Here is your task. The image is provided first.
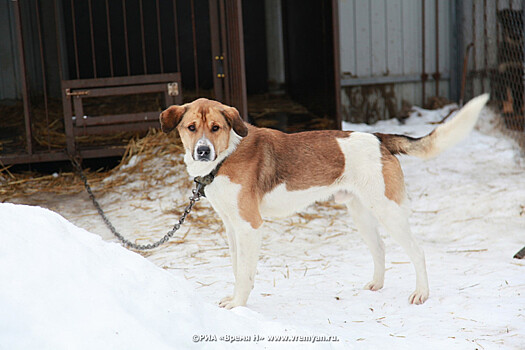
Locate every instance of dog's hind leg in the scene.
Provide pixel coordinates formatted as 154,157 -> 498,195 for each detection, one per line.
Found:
369,199 -> 429,304
346,195 -> 385,291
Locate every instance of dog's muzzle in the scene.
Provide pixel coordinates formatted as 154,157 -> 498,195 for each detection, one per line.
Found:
193,137 -> 216,161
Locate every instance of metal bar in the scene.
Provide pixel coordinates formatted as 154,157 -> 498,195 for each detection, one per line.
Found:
72,96 -> 84,124
496,0 -> 499,54
105,0 -> 114,77
78,148 -> 126,159
61,84 -> 76,154
0,151 -> 70,165
13,0 -> 33,155
460,43 -> 474,106
73,121 -> 159,136
87,0 -> 97,78
35,0 -> 51,151
225,0 -> 247,119
139,0 -> 148,74
0,148 -> 129,165
471,0 -> 476,97
70,83 -> 173,98
172,0 -> 181,72
61,73 -> 181,89
482,0 -> 487,92
434,0 -> 440,95
70,0 -> 80,78
449,0 -> 461,102
156,0 -> 164,73
218,0 -> 231,104
341,73 -> 451,87
191,0 -> 200,95
421,0 -> 427,105
74,111 -> 162,127
55,0 -> 76,155
122,0 -> 131,75
209,0 -> 224,101
54,0 -> 65,81
332,0 -> 342,129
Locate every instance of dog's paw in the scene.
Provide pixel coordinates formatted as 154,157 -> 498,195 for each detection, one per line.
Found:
364,280 -> 384,291
409,288 -> 429,305
218,296 -> 245,310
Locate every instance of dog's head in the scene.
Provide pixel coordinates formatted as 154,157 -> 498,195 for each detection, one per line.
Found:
159,98 -> 248,162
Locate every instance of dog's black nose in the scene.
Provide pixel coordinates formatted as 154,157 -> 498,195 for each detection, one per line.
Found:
196,145 -> 211,158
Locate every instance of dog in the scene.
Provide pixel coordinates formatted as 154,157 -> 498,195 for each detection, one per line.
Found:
159,94 -> 489,309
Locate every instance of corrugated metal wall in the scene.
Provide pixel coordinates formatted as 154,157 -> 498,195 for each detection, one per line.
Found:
339,0 -> 454,123
0,0 -> 21,100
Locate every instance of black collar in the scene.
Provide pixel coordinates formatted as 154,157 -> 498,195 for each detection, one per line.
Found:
193,158 -> 226,197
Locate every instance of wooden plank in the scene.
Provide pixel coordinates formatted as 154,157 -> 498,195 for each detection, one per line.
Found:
73,121 -> 159,136
74,111 -> 161,127
73,83 -> 169,98
61,73 -> 181,89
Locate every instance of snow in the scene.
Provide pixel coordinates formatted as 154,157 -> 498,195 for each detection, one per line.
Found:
3,103 -> 525,349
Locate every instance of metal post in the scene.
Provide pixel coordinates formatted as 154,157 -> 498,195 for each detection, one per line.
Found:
421,0 -> 427,105
13,0 -> 33,155
449,0 -> 461,103
434,0 -> 440,95
332,0 -> 342,129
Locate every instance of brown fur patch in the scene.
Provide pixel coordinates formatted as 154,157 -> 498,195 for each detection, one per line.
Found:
380,145 -> 405,204
238,189 -> 263,229
219,126 -> 349,223
219,127 -> 349,226
159,105 -> 187,133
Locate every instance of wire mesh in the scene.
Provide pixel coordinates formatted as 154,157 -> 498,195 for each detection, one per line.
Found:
462,0 -> 525,150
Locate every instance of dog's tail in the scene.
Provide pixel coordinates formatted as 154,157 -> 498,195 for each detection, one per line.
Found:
376,93 -> 490,159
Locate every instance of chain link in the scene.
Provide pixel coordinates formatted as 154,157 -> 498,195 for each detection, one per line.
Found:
70,155 -> 203,251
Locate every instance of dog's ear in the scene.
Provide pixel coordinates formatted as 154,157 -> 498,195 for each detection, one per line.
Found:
160,105 -> 186,133
221,106 -> 248,137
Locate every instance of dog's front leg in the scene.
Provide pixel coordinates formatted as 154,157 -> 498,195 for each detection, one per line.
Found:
221,217 -> 238,279
219,221 -> 262,310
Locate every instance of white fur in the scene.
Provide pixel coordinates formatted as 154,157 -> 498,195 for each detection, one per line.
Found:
185,129 -> 243,177
419,93 -> 489,159
260,183 -> 339,218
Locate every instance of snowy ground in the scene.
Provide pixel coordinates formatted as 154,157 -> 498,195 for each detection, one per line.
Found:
3,103 -> 525,349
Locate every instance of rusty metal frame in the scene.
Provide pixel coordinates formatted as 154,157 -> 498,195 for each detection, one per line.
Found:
208,0 -> 247,120
61,73 -> 182,154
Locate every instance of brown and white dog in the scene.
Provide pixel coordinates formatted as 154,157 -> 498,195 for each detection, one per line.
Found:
159,94 -> 489,309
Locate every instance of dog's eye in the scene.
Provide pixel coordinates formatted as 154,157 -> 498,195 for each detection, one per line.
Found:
188,125 -> 196,132
211,125 -> 220,132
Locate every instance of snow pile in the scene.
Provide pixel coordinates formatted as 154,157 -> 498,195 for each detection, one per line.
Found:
0,204 -> 339,350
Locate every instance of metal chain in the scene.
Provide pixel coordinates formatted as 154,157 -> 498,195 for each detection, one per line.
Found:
69,155 -> 203,251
